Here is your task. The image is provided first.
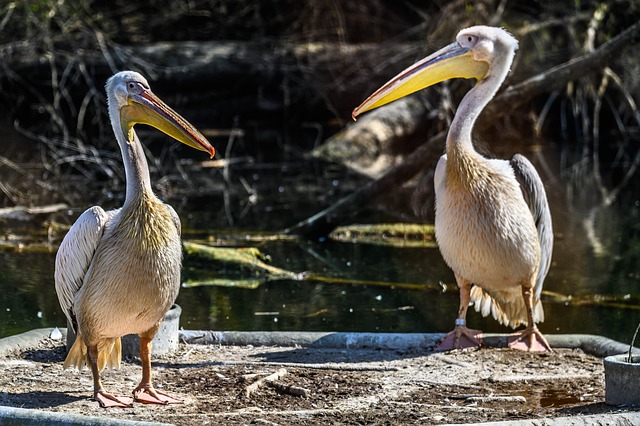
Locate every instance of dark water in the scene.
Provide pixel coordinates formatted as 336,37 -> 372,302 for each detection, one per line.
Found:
1,150 -> 640,345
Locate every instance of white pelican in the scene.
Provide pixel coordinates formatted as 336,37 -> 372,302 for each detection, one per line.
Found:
352,26 -> 553,352
55,71 -> 215,407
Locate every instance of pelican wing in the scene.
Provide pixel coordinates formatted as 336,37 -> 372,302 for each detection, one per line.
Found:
54,206 -> 115,332
510,154 -> 553,300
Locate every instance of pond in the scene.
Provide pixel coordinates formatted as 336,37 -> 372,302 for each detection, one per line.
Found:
1,143 -> 639,346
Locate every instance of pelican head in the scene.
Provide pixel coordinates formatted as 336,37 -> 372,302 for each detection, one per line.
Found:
352,26 -> 518,119
106,71 -> 215,158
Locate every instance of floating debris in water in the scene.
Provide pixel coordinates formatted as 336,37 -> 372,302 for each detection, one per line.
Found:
329,223 -> 437,248
305,308 -> 330,318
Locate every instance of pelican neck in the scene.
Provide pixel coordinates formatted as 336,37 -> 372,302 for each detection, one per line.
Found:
112,125 -> 155,206
446,50 -> 514,160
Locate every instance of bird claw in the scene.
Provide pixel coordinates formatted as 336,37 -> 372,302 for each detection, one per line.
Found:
134,386 -> 183,405
508,326 -> 552,352
436,326 -> 483,351
95,391 -> 134,408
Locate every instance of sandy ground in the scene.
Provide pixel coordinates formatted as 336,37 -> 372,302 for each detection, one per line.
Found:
0,337 -> 636,425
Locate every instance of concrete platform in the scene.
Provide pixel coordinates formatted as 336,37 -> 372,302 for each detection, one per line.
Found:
0,329 -> 638,425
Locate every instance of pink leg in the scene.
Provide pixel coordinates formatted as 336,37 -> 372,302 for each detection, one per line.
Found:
87,343 -> 133,408
436,279 -> 483,351
508,286 -> 552,352
133,326 -> 183,405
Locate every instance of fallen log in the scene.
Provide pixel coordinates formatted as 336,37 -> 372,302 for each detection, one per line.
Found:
0,203 -> 68,221
1,39 -> 421,114
310,96 -> 432,178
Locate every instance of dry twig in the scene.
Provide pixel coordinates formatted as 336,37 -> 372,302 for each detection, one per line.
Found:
243,368 -> 311,398
244,368 -> 287,398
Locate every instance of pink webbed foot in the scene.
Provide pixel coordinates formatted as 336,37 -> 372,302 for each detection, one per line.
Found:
95,390 -> 134,408
436,325 -> 483,351
134,385 -> 183,405
508,325 -> 552,352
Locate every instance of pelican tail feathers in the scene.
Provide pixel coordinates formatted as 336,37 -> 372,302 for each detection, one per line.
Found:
470,285 -> 544,329
63,335 -> 122,372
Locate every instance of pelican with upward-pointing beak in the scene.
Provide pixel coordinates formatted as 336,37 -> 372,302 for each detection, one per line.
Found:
55,71 -> 215,407
352,26 -> 553,352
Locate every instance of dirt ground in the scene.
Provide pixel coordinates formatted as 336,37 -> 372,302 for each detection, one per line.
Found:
0,338 -> 634,425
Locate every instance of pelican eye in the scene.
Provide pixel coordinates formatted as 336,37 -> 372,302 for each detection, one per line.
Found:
126,81 -> 149,94
458,34 -> 478,48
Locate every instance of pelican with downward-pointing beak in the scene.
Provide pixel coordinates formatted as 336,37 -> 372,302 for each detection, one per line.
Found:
55,71 -> 215,407
352,26 -> 553,352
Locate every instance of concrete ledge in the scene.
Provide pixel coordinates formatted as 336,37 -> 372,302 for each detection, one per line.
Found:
485,333 -> 640,358
0,328 -> 55,358
448,412 -> 640,425
2,329 -> 638,359
178,330 -> 640,357
0,406 -> 172,426
179,330 -> 445,350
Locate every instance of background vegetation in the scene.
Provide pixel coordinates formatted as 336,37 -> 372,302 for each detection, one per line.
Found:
0,0 -> 638,228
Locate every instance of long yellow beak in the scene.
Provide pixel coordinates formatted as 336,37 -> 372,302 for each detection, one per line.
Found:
352,42 -> 489,120
120,89 -> 215,158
